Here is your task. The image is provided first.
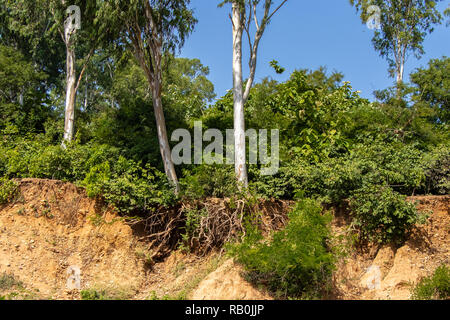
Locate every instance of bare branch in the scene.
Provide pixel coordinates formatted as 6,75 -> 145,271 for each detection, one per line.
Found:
267,0 -> 288,22
74,48 -> 95,93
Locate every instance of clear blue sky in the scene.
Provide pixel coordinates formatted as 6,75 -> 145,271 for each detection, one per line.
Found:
180,0 -> 450,101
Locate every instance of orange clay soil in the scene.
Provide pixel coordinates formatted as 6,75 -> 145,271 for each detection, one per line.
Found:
0,178 -> 448,300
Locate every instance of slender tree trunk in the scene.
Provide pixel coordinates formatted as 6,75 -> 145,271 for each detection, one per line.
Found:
143,43 -> 180,193
84,73 -> 88,111
18,87 -> 24,106
394,36 -> 404,98
396,56 -> 404,85
63,43 -> 77,143
151,82 -> 180,193
232,3 -> 248,188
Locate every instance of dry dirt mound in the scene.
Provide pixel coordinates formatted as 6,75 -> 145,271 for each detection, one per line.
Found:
0,178 -> 148,299
334,195 -> 449,300
191,259 -> 271,300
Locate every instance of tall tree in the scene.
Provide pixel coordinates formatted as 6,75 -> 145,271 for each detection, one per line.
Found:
3,1 -> 114,144
54,1 -> 113,144
410,56 -> 449,123
220,0 -> 288,187
99,0 -> 197,193
350,0 -> 443,89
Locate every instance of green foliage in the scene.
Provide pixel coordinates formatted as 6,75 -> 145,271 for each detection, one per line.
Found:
0,45 -> 49,133
179,164 -> 239,199
0,177 -> 18,205
0,133 -> 176,213
269,60 -> 285,74
80,289 -> 108,300
350,185 -> 427,244
229,199 -> 335,299
179,207 -> 207,251
410,56 -> 449,123
83,156 -> 176,214
412,264 -> 450,300
422,144 -> 450,195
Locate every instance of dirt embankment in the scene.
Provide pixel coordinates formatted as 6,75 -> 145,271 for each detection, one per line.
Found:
334,195 -> 449,300
0,179 -> 448,300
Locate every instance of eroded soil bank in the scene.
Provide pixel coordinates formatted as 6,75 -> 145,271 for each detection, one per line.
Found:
0,179 -> 448,300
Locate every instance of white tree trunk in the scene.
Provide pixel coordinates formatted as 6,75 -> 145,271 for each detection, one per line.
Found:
232,3 -> 248,188
151,80 -> 180,193
396,64 -> 404,85
63,43 -> 77,143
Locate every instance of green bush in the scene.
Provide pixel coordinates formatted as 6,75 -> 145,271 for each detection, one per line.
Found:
412,264 -> 450,300
422,145 -> 450,195
0,177 -> 18,204
82,156 -> 176,214
179,164 -> 238,199
229,198 -> 334,299
350,185 -> 427,244
0,133 -> 175,214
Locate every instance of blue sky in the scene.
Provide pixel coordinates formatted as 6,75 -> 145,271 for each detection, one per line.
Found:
180,0 -> 450,101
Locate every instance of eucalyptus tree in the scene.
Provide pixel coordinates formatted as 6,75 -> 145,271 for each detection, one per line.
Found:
219,0 -> 288,188
350,0 -> 443,88
2,1 -> 115,144
98,0 -> 197,193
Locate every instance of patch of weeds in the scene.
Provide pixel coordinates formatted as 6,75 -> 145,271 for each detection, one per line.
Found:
30,204 -> 39,218
40,200 -> 53,219
45,238 -> 57,246
412,264 -> 450,300
173,261 -> 186,277
0,273 -> 23,290
80,289 -> 108,300
80,286 -> 134,300
88,213 -> 105,227
15,207 -> 25,216
149,290 -> 185,300
135,247 -> 154,267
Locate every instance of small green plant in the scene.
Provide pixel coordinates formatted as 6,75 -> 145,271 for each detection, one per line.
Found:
88,213 -> 106,227
179,207 -> 207,252
135,248 -> 154,266
228,198 -> 335,299
0,177 -> 18,204
412,264 -> 450,300
0,273 -> 23,290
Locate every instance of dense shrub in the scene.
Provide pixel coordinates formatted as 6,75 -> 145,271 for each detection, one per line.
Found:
422,145 -> 450,195
229,199 -> 334,299
350,185 -> 427,244
0,133 -> 175,213
412,264 -> 450,300
82,156 -> 175,213
179,164 -> 239,199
